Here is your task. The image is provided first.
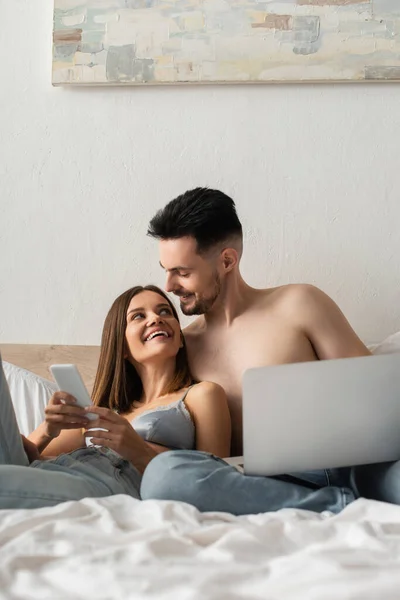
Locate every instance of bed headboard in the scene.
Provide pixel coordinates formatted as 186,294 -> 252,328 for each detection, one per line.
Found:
0,344 -> 100,392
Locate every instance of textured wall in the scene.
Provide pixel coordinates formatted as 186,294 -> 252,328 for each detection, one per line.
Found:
1,0 -> 400,345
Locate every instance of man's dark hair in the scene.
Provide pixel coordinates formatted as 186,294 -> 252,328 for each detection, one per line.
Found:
147,187 -> 243,254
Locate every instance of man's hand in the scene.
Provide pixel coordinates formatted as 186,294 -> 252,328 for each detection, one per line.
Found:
21,435 -> 41,463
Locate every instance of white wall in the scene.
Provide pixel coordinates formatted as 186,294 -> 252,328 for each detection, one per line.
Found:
1,0 -> 400,346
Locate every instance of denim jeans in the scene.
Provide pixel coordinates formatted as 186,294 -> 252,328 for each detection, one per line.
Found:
0,355 -> 141,509
141,450 -> 400,515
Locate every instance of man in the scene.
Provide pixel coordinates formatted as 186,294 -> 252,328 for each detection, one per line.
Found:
147,187 -> 370,455
140,188 -> 400,514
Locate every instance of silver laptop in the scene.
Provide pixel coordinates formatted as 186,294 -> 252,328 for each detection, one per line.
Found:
242,354 -> 400,476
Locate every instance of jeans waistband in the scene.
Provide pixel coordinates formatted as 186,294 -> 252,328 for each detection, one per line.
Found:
51,446 -> 126,469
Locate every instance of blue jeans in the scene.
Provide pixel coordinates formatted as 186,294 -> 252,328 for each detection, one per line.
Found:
141,450 -> 400,515
0,355 -> 141,509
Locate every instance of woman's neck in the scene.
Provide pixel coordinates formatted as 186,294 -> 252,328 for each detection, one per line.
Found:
134,359 -> 177,404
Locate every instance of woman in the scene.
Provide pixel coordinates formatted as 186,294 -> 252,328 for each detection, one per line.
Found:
0,285 -> 231,509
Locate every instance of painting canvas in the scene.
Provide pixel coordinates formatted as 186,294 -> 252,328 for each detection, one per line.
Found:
52,1 -> 400,85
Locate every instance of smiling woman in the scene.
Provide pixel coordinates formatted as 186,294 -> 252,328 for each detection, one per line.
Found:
0,284 -> 231,509
92,285 -> 193,415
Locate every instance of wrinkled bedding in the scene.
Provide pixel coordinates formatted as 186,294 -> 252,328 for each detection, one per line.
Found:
1,496 -> 400,599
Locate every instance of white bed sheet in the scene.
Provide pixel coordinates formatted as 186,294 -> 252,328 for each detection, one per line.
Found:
1,496 -> 400,599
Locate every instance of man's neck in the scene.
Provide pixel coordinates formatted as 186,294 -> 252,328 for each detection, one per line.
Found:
204,273 -> 259,327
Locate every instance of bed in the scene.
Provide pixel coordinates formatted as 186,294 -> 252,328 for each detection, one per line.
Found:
1,337 -> 400,599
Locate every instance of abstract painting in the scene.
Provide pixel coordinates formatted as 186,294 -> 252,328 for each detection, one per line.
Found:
52,1 -> 400,85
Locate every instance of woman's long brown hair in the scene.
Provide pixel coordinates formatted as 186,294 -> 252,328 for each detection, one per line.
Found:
92,285 -> 193,414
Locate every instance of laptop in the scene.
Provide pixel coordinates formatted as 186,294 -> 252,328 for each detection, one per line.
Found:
239,353 -> 400,477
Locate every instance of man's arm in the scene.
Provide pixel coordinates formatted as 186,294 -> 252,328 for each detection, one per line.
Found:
289,284 -> 371,360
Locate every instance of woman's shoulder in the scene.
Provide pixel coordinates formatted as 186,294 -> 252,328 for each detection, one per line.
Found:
185,381 -> 227,404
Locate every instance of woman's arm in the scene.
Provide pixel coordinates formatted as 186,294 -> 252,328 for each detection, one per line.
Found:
146,442 -> 171,455
30,426 -> 86,456
185,382 -> 231,458
82,407 -> 158,473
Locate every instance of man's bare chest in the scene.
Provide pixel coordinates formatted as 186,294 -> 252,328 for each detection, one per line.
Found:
187,324 -> 314,392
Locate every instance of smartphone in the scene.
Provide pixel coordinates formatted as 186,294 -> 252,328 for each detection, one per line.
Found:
50,364 -> 97,421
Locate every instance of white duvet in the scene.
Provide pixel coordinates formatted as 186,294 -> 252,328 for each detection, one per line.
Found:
1,496 -> 400,600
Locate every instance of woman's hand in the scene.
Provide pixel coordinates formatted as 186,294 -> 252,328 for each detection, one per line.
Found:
83,406 -> 155,473
43,392 -> 90,439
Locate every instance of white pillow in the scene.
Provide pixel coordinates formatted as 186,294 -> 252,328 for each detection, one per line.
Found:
3,361 -> 57,436
369,331 -> 400,355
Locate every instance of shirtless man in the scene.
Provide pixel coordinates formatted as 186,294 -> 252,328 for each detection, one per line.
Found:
140,187 -> 400,514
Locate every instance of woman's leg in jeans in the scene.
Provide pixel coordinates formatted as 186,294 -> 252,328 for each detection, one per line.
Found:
0,448 -> 142,510
0,355 -> 29,466
141,451 -> 355,515
0,463 -> 119,509
0,355 -> 141,509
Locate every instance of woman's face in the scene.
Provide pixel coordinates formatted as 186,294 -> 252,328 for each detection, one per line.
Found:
125,290 -> 182,365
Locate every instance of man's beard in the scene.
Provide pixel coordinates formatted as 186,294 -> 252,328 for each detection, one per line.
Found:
179,273 -> 221,316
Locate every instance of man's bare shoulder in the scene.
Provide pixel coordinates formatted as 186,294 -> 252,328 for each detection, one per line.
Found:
264,284 -> 370,358
246,284 -> 339,334
255,283 -> 324,313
